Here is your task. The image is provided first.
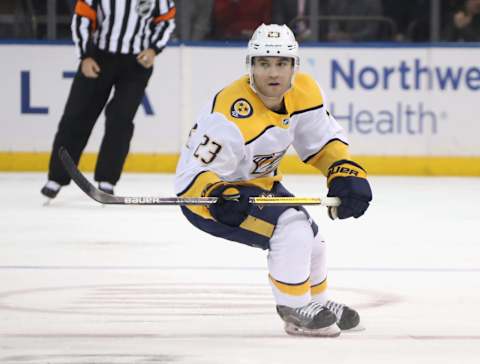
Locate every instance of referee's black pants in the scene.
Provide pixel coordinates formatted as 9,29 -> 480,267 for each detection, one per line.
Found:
47,49 -> 153,185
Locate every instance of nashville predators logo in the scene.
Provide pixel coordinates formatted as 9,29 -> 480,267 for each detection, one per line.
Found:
251,150 -> 287,176
231,99 -> 253,118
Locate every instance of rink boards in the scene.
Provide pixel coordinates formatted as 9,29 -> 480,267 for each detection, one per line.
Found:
0,42 -> 479,175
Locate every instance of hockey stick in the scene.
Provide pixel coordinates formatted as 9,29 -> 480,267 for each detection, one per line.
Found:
59,147 -> 340,207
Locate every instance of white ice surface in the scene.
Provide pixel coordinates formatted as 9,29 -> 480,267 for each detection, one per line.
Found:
0,173 -> 479,364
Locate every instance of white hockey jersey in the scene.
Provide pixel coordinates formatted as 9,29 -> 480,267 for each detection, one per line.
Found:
174,72 -> 350,220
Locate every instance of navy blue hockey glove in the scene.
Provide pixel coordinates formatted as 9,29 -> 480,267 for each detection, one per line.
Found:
208,185 -> 252,227
327,160 -> 372,220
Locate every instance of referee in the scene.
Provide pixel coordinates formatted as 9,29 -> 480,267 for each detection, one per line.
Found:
41,0 -> 176,198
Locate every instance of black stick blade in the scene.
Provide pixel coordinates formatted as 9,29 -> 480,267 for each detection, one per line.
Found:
58,147 -> 120,204
58,147 -> 217,206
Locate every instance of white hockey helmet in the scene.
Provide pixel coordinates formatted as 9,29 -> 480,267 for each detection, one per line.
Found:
246,24 -> 300,92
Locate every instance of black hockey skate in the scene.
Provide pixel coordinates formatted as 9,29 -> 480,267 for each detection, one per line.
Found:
276,302 -> 340,337
98,182 -> 114,195
325,300 -> 362,331
41,181 -> 61,199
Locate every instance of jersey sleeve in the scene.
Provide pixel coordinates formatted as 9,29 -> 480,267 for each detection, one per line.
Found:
71,0 -> 98,59
149,0 -> 176,54
188,112 -> 246,179
292,104 -> 350,176
175,111 -> 246,221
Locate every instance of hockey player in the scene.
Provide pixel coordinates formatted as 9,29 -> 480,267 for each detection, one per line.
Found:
174,24 -> 372,337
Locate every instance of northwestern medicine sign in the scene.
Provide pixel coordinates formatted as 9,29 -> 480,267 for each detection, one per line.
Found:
299,48 -> 480,155
0,44 -> 479,157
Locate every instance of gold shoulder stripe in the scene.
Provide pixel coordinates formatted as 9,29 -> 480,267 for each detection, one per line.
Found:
286,72 -> 324,113
290,104 -> 324,117
245,125 -> 275,145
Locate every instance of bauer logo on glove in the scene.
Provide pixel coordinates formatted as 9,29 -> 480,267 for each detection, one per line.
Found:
327,162 -> 367,181
326,160 -> 372,220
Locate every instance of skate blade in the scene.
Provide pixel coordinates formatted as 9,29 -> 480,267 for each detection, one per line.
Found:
284,322 -> 341,337
341,324 -> 365,332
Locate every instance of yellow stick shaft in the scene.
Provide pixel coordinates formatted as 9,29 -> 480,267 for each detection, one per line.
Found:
249,196 -> 341,207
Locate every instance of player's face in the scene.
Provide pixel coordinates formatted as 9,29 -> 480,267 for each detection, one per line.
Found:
252,57 -> 294,98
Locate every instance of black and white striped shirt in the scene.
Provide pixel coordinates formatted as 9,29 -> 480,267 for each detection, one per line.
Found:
72,0 -> 176,59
